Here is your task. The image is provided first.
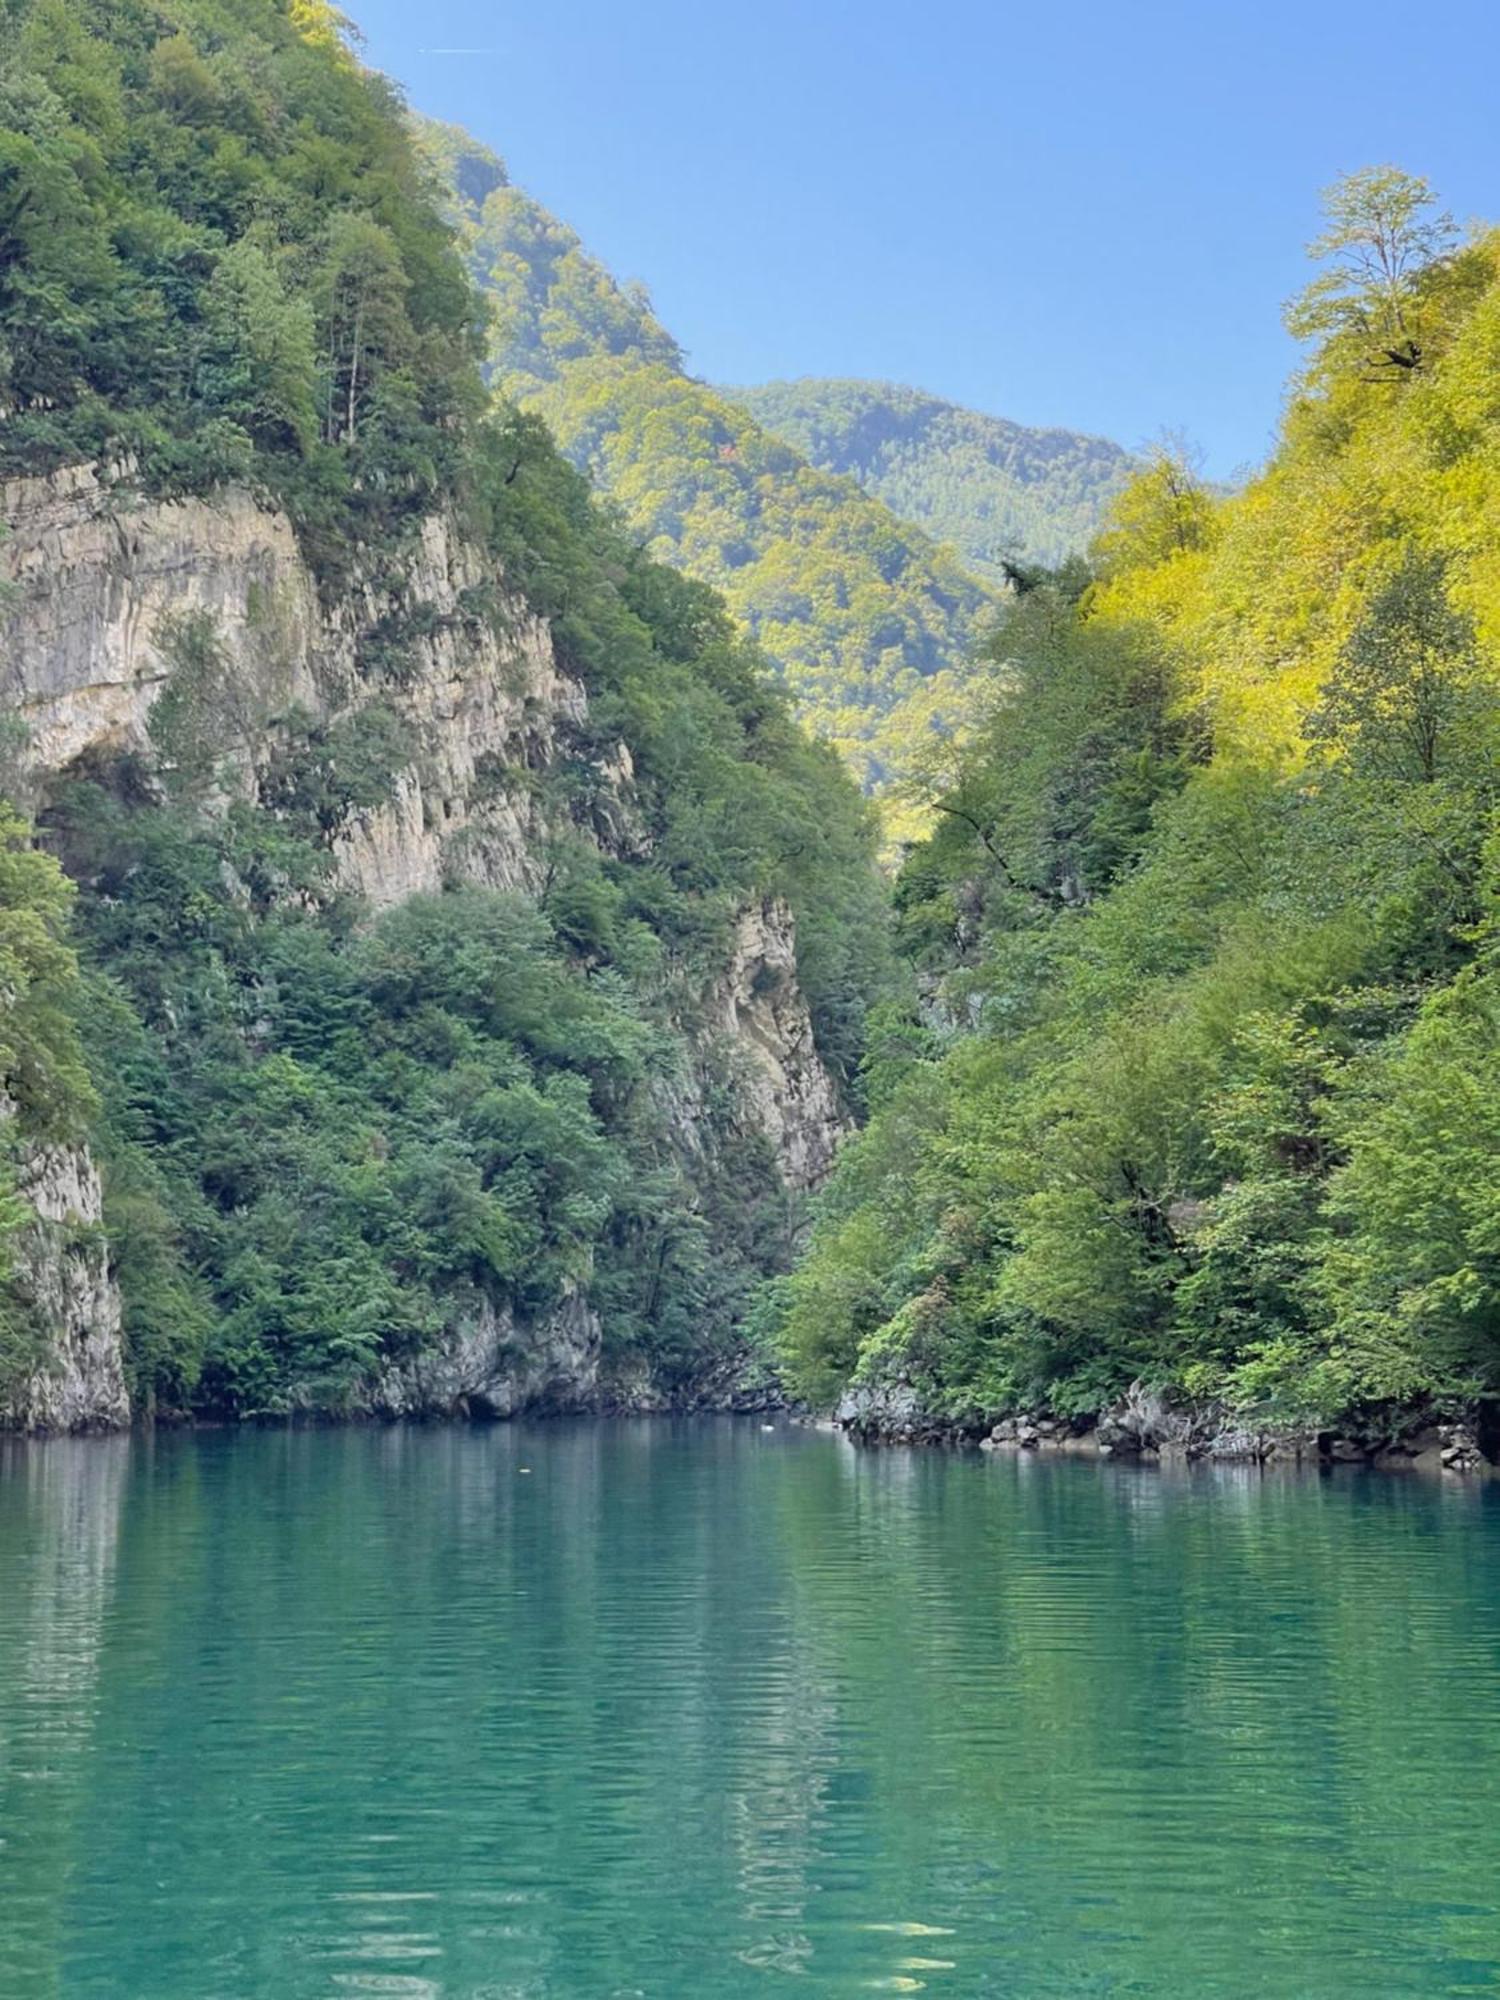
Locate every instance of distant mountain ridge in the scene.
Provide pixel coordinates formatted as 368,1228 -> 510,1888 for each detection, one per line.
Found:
418,122 -> 1129,808
417,121 -> 1003,804
723,378 -> 1134,582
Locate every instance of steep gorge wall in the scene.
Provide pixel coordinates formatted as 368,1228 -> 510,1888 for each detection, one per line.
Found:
0,1118 -> 129,1433
0,465 -> 576,898
0,467 -> 846,1428
703,899 -> 844,1193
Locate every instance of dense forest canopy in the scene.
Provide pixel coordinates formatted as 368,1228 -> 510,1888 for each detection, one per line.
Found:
0,0 -> 890,1417
773,169 -> 1500,1429
723,378 -> 1134,582
420,120 -> 1003,812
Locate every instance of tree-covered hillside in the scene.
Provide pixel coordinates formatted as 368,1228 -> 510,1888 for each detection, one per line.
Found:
420,122 -> 999,803
0,0 -> 889,1422
723,379 -> 1134,582
773,171 -> 1500,1434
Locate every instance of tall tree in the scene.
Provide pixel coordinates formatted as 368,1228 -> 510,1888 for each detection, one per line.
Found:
1308,547 -> 1484,785
313,213 -> 410,446
1284,166 -> 1457,374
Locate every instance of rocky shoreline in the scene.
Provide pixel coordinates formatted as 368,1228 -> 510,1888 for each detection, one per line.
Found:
833,1379 -> 1500,1475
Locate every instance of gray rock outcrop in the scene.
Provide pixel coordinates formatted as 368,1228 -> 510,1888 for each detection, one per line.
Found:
0,467 -> 849,1428
0,1130 -> 129,1433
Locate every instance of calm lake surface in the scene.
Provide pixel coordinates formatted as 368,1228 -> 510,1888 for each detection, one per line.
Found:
3,1421 -> 1500,1998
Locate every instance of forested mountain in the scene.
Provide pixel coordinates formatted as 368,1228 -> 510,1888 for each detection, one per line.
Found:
773,171 -> 1500,1444
5,0 -> 1492,1456
724,379 -> 1134,581
420,122 -> 1000,802
0,0 -> 889,1428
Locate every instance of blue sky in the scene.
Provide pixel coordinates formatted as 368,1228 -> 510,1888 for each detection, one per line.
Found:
348,0 -> 1499,478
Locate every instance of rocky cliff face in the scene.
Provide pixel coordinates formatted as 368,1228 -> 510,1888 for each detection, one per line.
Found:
0,465 -> 581,903
0,467 -> 846,1428
371,1292 -> 604,1421
0,1126 -> 129,1434
706,899 -> 845,1194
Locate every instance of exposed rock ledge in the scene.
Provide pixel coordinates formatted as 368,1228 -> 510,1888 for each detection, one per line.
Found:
0,464 -> 585,906
706,898 -> 847,1193
368,1293 -> 604,1419
0,466 -> 849,1431
0,1132 -> 129,1434
834,1378 -> 1500,1475
355,1289 -> 781,1421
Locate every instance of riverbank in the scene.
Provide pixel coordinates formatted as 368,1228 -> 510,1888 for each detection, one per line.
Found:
11,1383 -> 1494,1480
2,1376 -> 788,1441
832,1379 -> 1500,1474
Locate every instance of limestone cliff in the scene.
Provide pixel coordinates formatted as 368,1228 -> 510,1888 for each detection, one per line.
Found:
371,1292 -> 604,1422
0,467 -> 847,1428
702,899 -> 845,1195
0,465 -> 582,903
0,1117 -> 128,1433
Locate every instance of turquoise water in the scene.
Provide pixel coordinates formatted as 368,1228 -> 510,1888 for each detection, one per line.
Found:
2,1423 -> 1500,1997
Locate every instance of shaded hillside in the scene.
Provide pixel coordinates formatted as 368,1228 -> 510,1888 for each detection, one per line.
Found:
724,377 -> 1134,581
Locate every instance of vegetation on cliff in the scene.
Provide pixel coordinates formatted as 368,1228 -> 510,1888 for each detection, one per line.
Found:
0,0 -> 889,1418
775,170 -> 1500,1428
7,4 -> 1495,1444
0,811 -> 95,1388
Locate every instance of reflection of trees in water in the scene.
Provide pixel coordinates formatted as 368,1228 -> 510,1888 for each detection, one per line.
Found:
0,1438 -> 130,1999
770,1444 -> 1500,1989
6,1423 -> 873,1998
4,1431 -> 1499,1996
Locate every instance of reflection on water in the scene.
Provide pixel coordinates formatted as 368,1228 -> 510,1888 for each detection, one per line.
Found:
1,1422 -> 1499,1996
0,1439 -> 129,2000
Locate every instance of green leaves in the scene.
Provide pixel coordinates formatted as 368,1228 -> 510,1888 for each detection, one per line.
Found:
0,0 -> 900,1422
1320,970 -> 1500,1383
0,0 -> 481,557
783,459 -> 1500,1423
1284,167 -> 1457,371
0,804 -> 93,1138
59,777 -> 682,1413
200,239 -> 317,453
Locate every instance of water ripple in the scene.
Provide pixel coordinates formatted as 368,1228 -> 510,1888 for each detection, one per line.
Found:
2,1425 -> 1499,1996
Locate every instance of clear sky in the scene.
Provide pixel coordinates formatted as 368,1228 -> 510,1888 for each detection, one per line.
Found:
346,0 -> 1498,479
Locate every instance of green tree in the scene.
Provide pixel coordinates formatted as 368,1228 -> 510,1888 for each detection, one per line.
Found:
1284,166 -> 1457,374
1092,437 -> 1213,572
0,805 -> 92,1137
1307,546 -> 1486,784
1320,971 -> 1500,1390
200,240 -> 317,453
314,213 -> 411,446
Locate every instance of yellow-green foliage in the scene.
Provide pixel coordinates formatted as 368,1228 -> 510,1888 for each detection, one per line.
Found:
777,175 -> 1500,1426
1096,224 -> 1500,759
